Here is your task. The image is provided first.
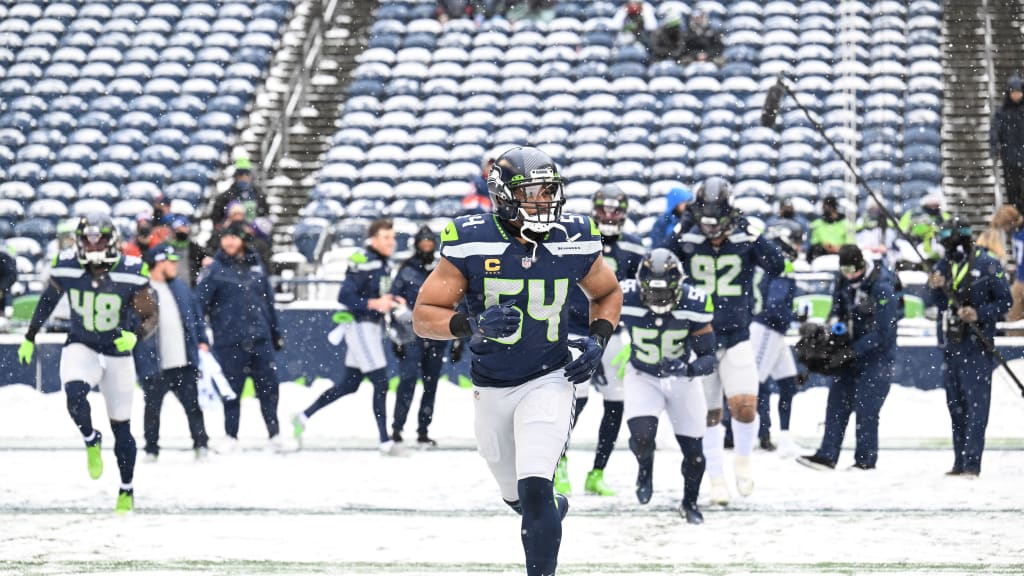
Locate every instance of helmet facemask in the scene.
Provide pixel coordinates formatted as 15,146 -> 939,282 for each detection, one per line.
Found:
77,223 -> 120,267
637,248 -> 685,314
593,196 -> 628,237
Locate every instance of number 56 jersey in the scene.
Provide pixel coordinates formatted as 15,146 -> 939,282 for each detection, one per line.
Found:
440,213 -> 602,388
619,279 -> 714,378
48,254 -> 151,356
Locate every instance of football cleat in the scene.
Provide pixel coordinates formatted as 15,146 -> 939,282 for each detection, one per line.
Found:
554,456 -> 571,495
584,469 -> 616,497
115,489 -> 134,514
679,500 -> 704,525
86,432 -> 103,480
708,476 -> 730,506
796,454 -> 836,471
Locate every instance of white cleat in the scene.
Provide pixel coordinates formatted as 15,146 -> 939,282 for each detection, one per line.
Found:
194,447 -> 210,461
267,435 -> 290,454
213,436 -> 239,454
709,476 -> 730,506
143,452 -> 158,463
735,455 -> 754,496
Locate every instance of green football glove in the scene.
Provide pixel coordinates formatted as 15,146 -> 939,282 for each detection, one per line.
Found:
17,339 -> 34,365
114,330 -> 138,353
611,345 -> 631,381
332,311 -> 354,324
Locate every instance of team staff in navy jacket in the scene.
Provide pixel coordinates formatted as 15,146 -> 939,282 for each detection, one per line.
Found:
135,244 -> 210,459
196,222 -> 283,449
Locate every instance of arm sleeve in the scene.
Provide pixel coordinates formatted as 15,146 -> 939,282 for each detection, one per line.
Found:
25,281 -> 63,341
976,264 -> 1013,325
753,234 -> 786,276
851,279 -> 899,357
925,260 -> 950,311
194,268 -> 215,315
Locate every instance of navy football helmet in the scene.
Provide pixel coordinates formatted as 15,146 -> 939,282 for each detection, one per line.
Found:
76,212 -> 121,266
637,248 -> 685,314
694,177 -> 734,239
592,183 -> 628,237
766,219 -> 805,260
487,146 -> 565,235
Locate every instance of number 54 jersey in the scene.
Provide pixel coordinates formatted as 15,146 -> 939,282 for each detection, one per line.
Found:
48,254 -> 151,356
440,213 -> 602,388
619,279 -> 714,377
670,223 -> 784,348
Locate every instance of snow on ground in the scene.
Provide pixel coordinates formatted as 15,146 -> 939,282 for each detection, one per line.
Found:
1,377 -> 1022,575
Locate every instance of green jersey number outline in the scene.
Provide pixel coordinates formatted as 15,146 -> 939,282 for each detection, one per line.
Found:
630,327 -> 690,364
68,289 -> 122,332
689,254 -> 743,297
483,277 -> 569,344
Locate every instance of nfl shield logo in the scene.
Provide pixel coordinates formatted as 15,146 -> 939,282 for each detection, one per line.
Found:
521,257 -> 533,269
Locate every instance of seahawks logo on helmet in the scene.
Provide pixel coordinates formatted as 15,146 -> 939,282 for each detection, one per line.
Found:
487,147 -> 566,236
76,212 -> 121,267
637,248 -> 685,314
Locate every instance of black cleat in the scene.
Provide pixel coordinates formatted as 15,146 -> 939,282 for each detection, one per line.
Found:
635,460 -> 653,505
679,500 -> 704,525
944,468 -> 963,476
416,432 -> 437,448
848,462 -> 875,471
759,435 -> 777,452
555,494 -> 570,520
391,430 -> 403,443
796,454 -> 836,471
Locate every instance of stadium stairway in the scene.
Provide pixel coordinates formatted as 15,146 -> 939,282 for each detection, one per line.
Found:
941,0 -> 1024,227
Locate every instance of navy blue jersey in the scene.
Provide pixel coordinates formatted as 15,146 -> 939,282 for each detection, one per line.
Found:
567,232 -> 645,334
340,247 -> 392,323
46,252 -> 150,356
670,220 -> 785,347
619,278 -> 714,377
440,213 -> 602,387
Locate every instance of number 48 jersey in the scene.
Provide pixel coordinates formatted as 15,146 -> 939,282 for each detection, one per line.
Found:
440,213 -> 602,388
48,253 -> 151,356
619,278 -> 714,377
670,221 -> 785,348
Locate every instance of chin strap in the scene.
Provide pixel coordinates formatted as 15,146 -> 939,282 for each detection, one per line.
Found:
519,219 -> 576,264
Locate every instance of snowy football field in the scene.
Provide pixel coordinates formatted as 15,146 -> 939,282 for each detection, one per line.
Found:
2,370 -> 1023,576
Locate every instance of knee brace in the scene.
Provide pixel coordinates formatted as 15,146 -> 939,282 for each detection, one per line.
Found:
627,416 -> 658,460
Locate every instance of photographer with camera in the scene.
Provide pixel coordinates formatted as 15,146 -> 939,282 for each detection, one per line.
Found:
797,245 -> 900,471
926,217 -> 1012,477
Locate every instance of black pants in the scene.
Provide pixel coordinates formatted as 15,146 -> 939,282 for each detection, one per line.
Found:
392,339 -> 445,435
1003,160 -> 1024,214
143,366 -> 209,454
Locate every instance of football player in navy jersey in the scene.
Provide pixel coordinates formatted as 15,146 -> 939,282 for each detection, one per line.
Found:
412,147 -> 622,576
668,177 -> 785,505
620,249 -> 716,524
556,184 -> 645,497
19,213 -> 158,513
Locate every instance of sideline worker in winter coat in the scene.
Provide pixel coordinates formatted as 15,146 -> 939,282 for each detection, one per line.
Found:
195,222 -> 283,448
991,75 -> 1024,214
135,244 -> 210,459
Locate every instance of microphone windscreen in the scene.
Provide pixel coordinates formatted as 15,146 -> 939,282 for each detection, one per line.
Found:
761,79 -> 785,128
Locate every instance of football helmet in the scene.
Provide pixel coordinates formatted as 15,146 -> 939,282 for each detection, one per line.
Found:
592,184 -> 629,237
487,146 -> 565,235
637,248 -> 685,314
694,177 -> 734,239
76,213 -> 121,266
766,219 -> 805,260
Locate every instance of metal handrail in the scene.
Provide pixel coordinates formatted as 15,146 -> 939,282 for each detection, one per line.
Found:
258,0 -> 338,181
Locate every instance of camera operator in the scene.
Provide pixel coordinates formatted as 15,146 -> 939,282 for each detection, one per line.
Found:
798,245 -> 900,471
926,217 -> 1012,477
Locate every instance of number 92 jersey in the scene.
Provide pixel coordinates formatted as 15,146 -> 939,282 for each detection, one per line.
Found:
670,221 -> 785,348
48,254 -> 150,356
619,278 -> 714,377
440,213 -> 602,388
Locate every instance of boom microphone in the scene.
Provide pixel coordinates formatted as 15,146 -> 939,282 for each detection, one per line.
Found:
761,74 -> 786,128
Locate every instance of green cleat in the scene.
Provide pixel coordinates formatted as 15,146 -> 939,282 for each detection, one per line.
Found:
584,469 -> 617,496
292,414 -> 306,444
115,490 -> 134,514
86,433 -> 103,480
554,456 -> 572,495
